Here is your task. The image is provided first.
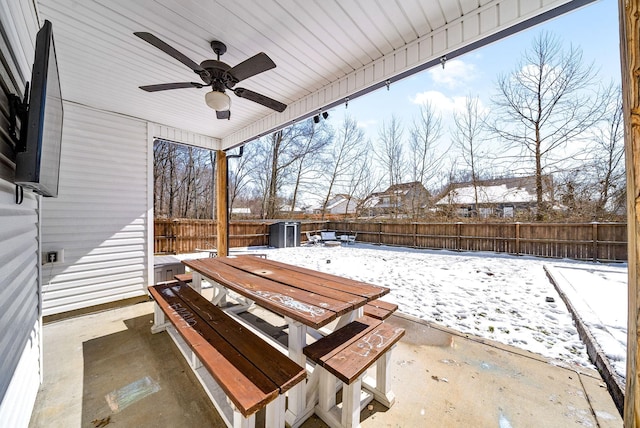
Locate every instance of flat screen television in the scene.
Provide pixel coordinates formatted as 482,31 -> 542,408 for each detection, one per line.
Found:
15,19 -> 64,197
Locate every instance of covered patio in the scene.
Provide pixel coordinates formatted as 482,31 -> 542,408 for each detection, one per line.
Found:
2,0 -> 640,426
29,294 -> 621,427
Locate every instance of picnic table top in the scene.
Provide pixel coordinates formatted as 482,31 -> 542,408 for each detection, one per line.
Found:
182,256 -> 389,329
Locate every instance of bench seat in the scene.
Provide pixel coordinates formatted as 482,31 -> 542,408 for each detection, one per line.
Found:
304,316 -> 405,428
362,299 -> 398,320
174,273 -> 193,283
149,282 -> 305,427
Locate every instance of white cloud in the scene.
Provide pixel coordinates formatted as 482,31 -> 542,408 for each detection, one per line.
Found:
357,119 -> 377,129
410,91 -> 469,114
428,59 -> 477,89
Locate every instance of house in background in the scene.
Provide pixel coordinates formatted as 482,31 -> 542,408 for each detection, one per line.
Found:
364,182 -> 430,217
314,194 -> 358,215
434,176 -> 553,218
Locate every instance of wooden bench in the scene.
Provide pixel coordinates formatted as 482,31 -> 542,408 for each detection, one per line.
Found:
363,299 -> 398,320
149,282 -> 306,428
320,231 -> 339,243
304,316 -> 405,428
174,273 -> 193,283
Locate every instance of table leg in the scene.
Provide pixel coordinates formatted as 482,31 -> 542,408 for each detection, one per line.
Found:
284,317 -> 314,428
211,283 -> 228,306
190,272 -> 202,294
335,306 -> 364,329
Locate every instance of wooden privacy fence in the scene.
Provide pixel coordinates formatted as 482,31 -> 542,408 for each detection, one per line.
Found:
155,219 -> 270,253
155,219 -> 627,262
327,221 -> 627,262
154,219 -> 329,254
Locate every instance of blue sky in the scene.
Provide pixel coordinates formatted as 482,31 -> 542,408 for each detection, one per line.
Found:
325,0 -> 620,151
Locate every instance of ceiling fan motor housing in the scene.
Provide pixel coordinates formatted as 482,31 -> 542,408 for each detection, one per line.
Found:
200,59 -> 236,88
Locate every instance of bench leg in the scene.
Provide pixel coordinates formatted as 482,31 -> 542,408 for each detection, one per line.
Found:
317,366 -> 336,413
342,378 -> 362,428
231,405 -> 255,428
315,366 -> 364,428
265,394 -> 285,427
362,345 -> 396,408
151,303 -> 170,333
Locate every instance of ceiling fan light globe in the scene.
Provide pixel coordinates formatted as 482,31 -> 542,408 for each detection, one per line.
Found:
205,90 -> 231,111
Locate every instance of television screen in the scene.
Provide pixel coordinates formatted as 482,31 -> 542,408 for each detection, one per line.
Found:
15,20 -> 63,197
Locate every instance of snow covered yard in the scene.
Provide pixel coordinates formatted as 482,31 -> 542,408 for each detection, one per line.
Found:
261,243 -> 628,376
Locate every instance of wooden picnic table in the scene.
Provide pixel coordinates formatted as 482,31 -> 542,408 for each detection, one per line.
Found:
181,255 -> 391,427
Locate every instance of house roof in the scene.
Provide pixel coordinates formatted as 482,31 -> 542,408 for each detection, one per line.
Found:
370,181 -> 429,198
435,176 -> 552,205
35,0 -> 595,150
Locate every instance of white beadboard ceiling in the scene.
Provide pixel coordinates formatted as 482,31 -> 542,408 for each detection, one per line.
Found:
36,0 -> 596,150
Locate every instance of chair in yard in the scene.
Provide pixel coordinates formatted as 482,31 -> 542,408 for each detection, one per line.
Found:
339,232 -> 357,245
305,231 -> 321,245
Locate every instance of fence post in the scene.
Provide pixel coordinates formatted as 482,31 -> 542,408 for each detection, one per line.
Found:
515,222 -> 520,256
593,222 -> 598,262
456,222 -> 462,252
172,219 -> 178,254
413,223 -> 418,248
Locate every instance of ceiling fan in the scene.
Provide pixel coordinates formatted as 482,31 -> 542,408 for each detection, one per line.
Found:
134,32 -> 287,120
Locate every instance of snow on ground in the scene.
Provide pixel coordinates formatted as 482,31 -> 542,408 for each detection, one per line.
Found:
547,264 -> 628,382
253,243 -> 627,375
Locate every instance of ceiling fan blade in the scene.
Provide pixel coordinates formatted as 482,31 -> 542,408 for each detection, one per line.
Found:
216,110 -> 231,120
139,82 -> 204,92
234,88 -> 287,112
135,32 -> 206,74
228,52 -> 276,82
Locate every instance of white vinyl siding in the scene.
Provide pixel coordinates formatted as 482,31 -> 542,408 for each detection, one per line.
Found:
0,182 -> 41,428
0,1 -> 42,426
40,103 -> 149,316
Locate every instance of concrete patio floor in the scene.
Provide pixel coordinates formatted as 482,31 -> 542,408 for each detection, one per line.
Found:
29,295 -> 622,428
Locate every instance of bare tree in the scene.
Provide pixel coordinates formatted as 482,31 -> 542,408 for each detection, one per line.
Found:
227,145 -> 253,217
408,102 -> 447,217
376,115 -> 405,186
452,96 -> 487,214
344,139 -> 380,218
589,85 -> 625,217
490,31 -> 608,220
153,140 -> 215,219
289,120 -> 332,217
319,116 -> 366,220
375,115 -> 406,217
249,122 -> 320,218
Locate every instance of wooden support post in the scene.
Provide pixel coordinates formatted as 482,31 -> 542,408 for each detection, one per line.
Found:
621,0 -> 640,425
515,222 -> 520,256
216,150 -> 228,257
